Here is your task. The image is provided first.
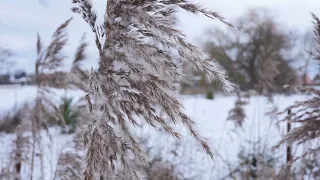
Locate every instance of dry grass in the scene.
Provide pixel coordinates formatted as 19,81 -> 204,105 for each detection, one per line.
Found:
71,0 -> 234,179
0,14 -> 89,179
273,14 -> 320,159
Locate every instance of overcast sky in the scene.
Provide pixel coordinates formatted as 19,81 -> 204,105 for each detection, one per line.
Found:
1,0 -> 320,74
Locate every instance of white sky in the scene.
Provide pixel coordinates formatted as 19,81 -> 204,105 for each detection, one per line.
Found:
1,0 -> 320,73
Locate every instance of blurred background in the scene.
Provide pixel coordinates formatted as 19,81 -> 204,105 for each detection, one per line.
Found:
0,0 -> 319,180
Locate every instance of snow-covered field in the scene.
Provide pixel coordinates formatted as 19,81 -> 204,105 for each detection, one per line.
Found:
0,85 -> 313,179
0,85 -> 85,112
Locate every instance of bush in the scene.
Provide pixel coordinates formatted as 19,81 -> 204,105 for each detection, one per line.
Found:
57,97 -> 81,134
0,104 -> 29,133
0,113 -> 20,133
206,90 -> 214,100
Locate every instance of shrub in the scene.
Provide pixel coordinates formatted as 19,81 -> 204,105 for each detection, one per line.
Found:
0,113 -> 20,133
56,97 -> 81,134
206,90 -> 214,100
0,104 -> 30,133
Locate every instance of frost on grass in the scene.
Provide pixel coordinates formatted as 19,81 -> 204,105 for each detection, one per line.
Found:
71,0 -> 234,179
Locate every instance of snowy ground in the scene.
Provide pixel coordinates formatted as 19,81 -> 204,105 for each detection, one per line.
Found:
0,85 -> 313,179
0,85 -> 85,113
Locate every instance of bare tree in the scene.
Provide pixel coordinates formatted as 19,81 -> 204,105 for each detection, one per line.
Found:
70,0 -> 234,179
0,23 -> 15,75
202,9 -> 299,127
204,9 -> 298,94
0,48 -> 14,71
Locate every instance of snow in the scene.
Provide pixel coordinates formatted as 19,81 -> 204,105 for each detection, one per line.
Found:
0,85 -> 85,113
0,85 -> 314,179
0,128 -> 74,180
